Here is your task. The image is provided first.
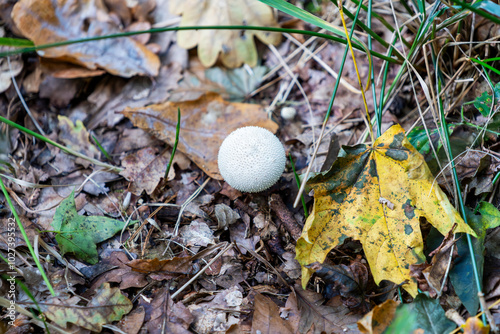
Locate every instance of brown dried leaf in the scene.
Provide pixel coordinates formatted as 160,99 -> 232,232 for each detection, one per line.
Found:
144,287 -> 194,334
115,306 -> 145,334
127,256 -> 197,275
289,286 -> 362,334
120,147 -> 175,195
357,300 -> 398,334
86,65 -> 182,129
87,252 -> 148,292
251,294 -> 295,334
411,225 -> 458,298
121,92 -> 278,179
12,0 -> 159,77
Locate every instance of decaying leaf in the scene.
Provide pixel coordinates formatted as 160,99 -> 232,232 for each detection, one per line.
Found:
410,224 -> 458,298
41,283 -> 132,332
127,256 -> 198,276
461,317 -> 490,334
51,190 -> 133,264
287,286 -> 362,334
215,203 -> 240,230
122,92 -> 278,179
180,220 -> 215,247
170,0 -> 281,68
12,0 -> 160,77
310,260 -> 368,309
120,147 -> 176,196
57,116 -> 100,168
296,124 -> 476,296
188,286 -> 243,333
357,299 -> 398,334
251,294 -> 295,334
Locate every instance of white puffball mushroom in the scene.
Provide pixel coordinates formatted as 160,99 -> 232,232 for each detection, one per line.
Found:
218,126 -> 286,193
280,107 -> 297,120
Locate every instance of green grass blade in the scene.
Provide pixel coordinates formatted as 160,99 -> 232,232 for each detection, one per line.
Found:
331,0 -> 398,34
0,25 -> 398,64
470,57 -> 500,77
0,37 -> 34,48
0,178 -> 56,296
91,134 -> 111,161
165,108 -> 181,179
452,0 -> 500,25
258,0 -> 402,61
330,0 -> 408,49
0,116 -> 121,172
435,66 -> 486,324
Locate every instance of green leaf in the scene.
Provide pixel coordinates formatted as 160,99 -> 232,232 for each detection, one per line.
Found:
407,125 -> 456,157
51,190 -> 133,264
383,304 -> 418,334
473,82 -> 500,116
41,283 -> 132,332
412,293 -> 455,334
450,202 -> 500,314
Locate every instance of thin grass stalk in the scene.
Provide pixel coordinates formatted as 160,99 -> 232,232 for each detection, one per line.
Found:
0,177 -> 55,296
329,0 -> 396,49
0,25 -> 398,63
367,0 -> 380,138
0,116 -> 121,172
293,0 -> 365,207
165,108 -> 181,179
435,75 -> 486,322
338,1 -> 374,142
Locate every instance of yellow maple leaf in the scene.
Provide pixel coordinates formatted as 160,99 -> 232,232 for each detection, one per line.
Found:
170,0 -> 281,68
296,124 -> 476,296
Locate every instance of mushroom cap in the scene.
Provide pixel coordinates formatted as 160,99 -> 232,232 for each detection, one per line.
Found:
218,126 -> 286,193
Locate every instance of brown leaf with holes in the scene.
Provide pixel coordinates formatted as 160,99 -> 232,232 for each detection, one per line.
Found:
12,0 -> 159,77
121,92 -> 278,179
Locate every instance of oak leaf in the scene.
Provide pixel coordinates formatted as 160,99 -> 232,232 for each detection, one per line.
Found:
296,124 -> 476,296
170,0 -> 281,68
